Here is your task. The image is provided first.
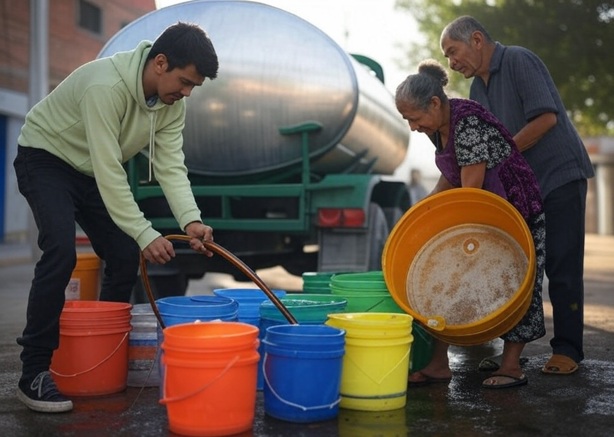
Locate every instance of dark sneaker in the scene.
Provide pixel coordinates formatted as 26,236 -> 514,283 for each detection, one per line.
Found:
16,371 -> 73,413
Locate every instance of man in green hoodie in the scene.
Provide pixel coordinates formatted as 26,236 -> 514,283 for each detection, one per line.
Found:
13,22 -> 219,413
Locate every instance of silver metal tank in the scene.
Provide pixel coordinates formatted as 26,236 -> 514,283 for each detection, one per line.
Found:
99,0 -> 409,177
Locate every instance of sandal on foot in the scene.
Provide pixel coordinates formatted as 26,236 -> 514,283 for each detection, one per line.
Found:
408,370 -> 452,388
541,354 -> 578,375
478,356 -> 501,371
478,355 -> 529,371
482,373 -> 528,389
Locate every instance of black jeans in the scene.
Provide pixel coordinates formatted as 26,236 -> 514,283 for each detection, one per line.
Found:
544,179 -> 587,363
13,146 -> 140,379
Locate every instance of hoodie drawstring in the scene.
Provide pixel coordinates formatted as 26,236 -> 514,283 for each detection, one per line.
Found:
148,111 -> 157,182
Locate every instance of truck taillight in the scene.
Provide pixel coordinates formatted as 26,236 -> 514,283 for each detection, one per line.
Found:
317,208 -> 365,228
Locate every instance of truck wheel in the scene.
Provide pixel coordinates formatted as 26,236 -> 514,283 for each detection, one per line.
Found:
383,206 -> 404,232
282,251 -> 318,276
367,203 -> 389,271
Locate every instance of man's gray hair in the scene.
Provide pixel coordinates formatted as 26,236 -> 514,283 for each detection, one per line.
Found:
441,16 -> 494,44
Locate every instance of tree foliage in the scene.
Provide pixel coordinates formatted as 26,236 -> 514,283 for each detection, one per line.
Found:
395,0 -> 614,136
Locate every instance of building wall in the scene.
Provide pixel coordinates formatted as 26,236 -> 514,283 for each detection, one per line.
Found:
0,0 -> 156,241
0,0 -> 156,92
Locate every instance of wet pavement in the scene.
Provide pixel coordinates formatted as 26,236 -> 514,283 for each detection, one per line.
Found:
0,234 -> 613,436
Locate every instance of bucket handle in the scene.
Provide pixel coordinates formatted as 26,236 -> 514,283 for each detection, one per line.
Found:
159,355 -> 240,405
50,332 -> 129,378
363,298 -> 444,329
412,314 -> 446,331
262,353 -> 341,411
346,347 -> 411,385
364,298 -> 387,312
140,234 -> 298,329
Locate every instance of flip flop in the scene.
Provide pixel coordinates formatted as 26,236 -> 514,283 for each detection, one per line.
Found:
482,373 -> 528,389
408,370 -> 452,388
478,355 -> 529,371
541,354 -> 579,375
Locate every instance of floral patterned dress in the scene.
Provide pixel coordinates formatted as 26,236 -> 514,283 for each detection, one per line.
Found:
433,98 -> 546,343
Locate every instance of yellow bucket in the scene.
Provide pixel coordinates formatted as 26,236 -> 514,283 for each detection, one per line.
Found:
325,313 -> 413,411
381,188 -> 535,346
338,407 -> 407,436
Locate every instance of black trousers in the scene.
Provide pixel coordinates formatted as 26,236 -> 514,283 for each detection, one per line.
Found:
544,179 -> 587,362
13,146 -> 140,379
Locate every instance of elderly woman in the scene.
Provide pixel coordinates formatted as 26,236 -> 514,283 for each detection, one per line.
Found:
395,59 -> 546,389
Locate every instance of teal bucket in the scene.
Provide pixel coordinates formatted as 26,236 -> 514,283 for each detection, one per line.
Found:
263,324 -> 345,423
259,298 -> 347,325
256,297 -> 347,390
288,294 -> 348,307
212,288 -> 286,326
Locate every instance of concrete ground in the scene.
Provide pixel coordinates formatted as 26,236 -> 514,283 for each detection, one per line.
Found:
0,234 -> 612,436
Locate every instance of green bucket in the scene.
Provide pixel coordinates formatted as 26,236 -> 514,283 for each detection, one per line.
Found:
410,322 -> 434,373
324,271 -> 401,313
325,272 -> 433,371
330,271 -> 387,292
302,271 -> 346,294
329,290 -> 403,313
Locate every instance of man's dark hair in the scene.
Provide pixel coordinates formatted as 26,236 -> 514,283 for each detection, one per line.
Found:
148,22 -> 218,79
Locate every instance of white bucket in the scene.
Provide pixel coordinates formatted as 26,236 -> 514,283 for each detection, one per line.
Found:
127,304 -> 159,387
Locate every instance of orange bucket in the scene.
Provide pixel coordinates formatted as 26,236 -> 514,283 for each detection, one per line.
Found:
64,252 -> 101,301
50,301 -> 132,396
161,322 -> 260,437
382,188 -> 535,346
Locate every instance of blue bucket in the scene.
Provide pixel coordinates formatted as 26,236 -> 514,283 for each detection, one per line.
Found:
155,295 -> 239,398
157,295 -> 239,325
256,297 -> 347,390
263,324 -> 345,423
212,288 -> 286,326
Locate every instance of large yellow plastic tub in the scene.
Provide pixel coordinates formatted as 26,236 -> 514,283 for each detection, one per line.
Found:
382,188 -> 536,346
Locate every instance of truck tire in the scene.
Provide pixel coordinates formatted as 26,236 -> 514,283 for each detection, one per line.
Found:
383,206 -> 404,232
281,251 -> 318,277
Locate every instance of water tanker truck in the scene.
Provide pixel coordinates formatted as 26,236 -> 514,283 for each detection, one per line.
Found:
99,0 -> 411,297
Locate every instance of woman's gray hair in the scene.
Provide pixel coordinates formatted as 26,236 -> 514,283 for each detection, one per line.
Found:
441,15 -> 493,44
395,59 -> 448,110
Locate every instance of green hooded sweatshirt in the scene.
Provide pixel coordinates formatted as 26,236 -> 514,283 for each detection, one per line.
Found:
18,40 -> 202,249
